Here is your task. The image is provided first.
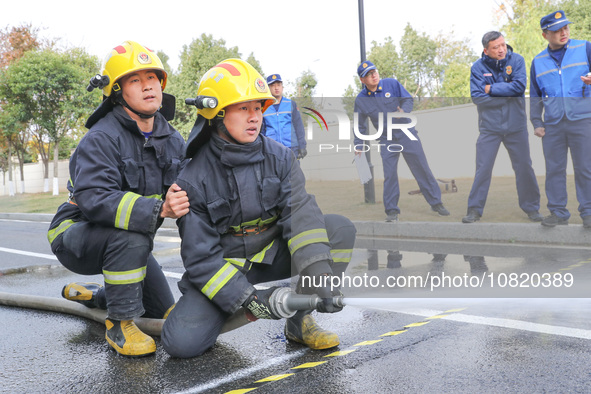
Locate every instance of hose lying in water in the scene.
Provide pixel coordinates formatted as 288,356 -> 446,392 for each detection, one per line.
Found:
0,291 -> 252,336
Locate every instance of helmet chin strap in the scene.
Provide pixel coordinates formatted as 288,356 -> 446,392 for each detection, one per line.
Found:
115,95 -> 158,119
214,116 -> 244,145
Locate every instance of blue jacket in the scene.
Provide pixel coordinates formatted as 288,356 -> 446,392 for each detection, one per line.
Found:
354,78 -> 415,146
470,45 -> 527,133
48,106 -> 187,244
262,97 -> 306,150
530,39 -> 591,128
175,130 -> 332,314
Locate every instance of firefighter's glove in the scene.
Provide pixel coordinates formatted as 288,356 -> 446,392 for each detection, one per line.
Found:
314,277 -> 344,313
297,148 -> 307,160
243,287 -> 281,320
302,261 -> 343,314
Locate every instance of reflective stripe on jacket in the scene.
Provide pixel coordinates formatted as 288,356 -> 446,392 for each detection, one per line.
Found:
531,39 -> 591,126
175,133 -> 331,314
48,105 -> 187,242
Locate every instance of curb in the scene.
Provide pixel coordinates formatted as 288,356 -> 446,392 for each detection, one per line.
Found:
2,213 -> 590,247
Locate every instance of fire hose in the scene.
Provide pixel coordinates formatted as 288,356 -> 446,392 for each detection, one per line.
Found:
0,288 -> 345,336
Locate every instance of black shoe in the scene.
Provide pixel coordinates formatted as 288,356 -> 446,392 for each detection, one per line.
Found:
431,203 -> 450,216
527,211 -> 544,222
541,213 -> 568,227
62,282 -> 103,309
385,212 -> 399,222
583,216 -> 591,229
462,209 -> 481,223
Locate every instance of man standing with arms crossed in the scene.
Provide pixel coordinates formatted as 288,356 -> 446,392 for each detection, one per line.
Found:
530,11 -> 591,227
463,31 -> 542,223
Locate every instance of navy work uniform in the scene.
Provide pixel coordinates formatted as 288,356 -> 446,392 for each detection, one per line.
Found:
468,45 -> 540,217
48,106 -> 186,320
162,129 -> 356,358
354,76 -> 443,216
262,74 -> 307,157
530,11 -> 591,223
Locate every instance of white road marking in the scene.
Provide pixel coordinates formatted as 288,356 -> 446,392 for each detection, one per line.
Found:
0,247 -> 57,260
368,303 -> 591,340
0,246 -> 183,279
176,350 -> 308,394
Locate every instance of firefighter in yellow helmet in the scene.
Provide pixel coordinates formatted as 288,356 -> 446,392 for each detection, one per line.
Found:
161,59 -> 356,358
48,41 -> 189,357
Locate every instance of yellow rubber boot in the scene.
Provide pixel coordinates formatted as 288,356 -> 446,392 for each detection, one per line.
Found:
105,319 -> 156,357
61,282 -> 103,308
285,313 -> 340,350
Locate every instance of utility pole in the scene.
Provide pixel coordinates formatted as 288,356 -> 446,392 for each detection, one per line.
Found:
358,0 -> 376,204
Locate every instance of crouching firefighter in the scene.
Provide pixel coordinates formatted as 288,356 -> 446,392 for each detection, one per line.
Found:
47,41 -> 189,357
161,59 -> 356,358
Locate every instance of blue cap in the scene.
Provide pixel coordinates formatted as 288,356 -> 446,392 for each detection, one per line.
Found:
357,61 -> 377,78
540,10 -> 571,31
267,74 -> 282,85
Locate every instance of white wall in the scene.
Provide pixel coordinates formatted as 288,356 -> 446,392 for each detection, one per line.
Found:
1,160 -> 70,196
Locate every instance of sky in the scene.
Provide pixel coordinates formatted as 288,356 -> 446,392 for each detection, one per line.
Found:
2,0 -> 502,97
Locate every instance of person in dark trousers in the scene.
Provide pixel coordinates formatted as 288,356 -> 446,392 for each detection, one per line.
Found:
530,10 -> 591,228
262,73 -> 307,160
354,61 -> 450,222
463,31 -> 542,224
47,41 -> 189,357
161,59 -> 356,358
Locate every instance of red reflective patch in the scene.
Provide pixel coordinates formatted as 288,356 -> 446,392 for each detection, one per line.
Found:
145,46 -> 154,52
114,45 -> 126,54
217,62 -> 241,76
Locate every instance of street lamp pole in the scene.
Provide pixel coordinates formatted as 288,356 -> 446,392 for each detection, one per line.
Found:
358,0 -> 376,204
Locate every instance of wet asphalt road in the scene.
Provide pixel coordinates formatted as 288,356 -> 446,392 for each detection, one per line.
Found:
1,218 -> 591,393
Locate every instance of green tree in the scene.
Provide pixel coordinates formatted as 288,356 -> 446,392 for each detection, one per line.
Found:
436,32 -> 478,104
1,48 -> 99,194
0,23 -> 44,195
246,53 -> 264,76
398,24 -> 438,98
498,0 -> 557,81
293,70 -> 318,110
167,34 -> 242,136
559,0 -> 591,41
367,36 -> 401,79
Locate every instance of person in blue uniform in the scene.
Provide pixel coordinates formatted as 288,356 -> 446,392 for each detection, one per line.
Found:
463,31 -> 542,224
262,73 -> 307,159
354,61 -> 450,222
530,10 -> 591,228
161,59 -> 356,358
47,41 -> 189,357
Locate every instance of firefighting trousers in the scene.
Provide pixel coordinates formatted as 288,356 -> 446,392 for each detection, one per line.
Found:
50,221 -> 174,320
161,214 -> 356,358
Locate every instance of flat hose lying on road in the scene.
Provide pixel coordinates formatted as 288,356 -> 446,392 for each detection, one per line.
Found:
0,291 -> 252,336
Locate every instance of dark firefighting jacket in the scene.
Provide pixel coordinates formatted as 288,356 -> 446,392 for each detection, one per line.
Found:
175,131 -> 332,314
48,105 -> 186,244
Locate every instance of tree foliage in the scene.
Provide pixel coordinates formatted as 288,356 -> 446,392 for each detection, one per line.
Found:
166,34 -> 242,136
0,23 -> 43,69
1,48 -> 99,181
344,25 -> 477,108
